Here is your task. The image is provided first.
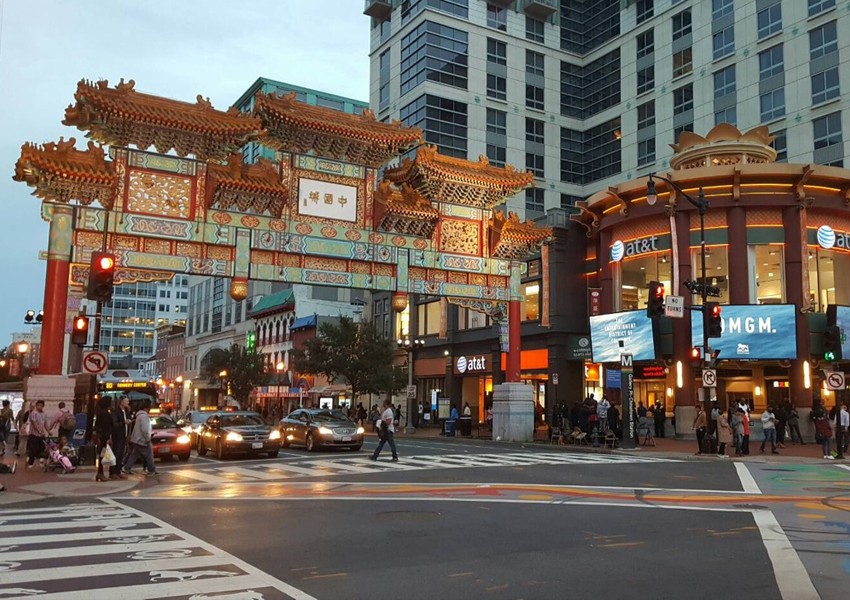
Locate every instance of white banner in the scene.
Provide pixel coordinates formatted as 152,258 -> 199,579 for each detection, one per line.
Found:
298,177 -> 357,222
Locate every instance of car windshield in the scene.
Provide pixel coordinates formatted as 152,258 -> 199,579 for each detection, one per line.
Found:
193,412 -> 216,423
151,415 -> 178,429
309,410 -> 350,423
220,414 -> 265,427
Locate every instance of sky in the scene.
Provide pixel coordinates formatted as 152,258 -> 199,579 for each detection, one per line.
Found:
0,0 -> 370,348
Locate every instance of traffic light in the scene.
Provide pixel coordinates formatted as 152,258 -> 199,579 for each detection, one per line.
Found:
706,302 -> 722,338
647,281 -> 665,318
71,315 -> 89,346
824,325 -> 842,361
86,252 -> 116,303
690,346 -> 702,368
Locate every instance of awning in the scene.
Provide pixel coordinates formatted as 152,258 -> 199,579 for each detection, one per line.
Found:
291,314 -> 317,331
307,384 -> 350,395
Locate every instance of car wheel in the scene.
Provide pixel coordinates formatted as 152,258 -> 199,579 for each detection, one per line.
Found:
178,453 -> 190,462
267,450 -> 279,458
305,433 -> 316,452
216,440 -> 225,460
350,444 -> 362,451
198,438 -> 207,456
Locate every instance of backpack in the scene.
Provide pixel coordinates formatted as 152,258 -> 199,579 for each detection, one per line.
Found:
60,412 -> 77,430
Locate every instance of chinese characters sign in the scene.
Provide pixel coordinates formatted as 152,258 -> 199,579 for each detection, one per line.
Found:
298,177 -> 357,222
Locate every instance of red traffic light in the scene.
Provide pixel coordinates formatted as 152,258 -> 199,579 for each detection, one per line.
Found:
98,255 -> 115,271
654,284 -> 665,298
71,315 -> 89,345
711,304 -> 721,318
74,316 -> 87,331
690,347 -> 701,360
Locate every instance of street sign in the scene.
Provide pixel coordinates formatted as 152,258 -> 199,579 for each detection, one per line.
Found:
81,350 -> 108,375
664,295 -> 684,318
552,373 -> 559,385
406,384 -> 417,399
620,353 -> 635,449
702,369 -> 717,388
826,371 -> 846,390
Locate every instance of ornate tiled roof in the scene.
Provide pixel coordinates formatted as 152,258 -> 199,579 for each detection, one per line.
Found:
489,210 -> 552,259
249,288 -> 295,316
254,92 -> 422,167
206,154 -> 288,216
63,78 -> 260,160
670,124 -> 776,170
13,138 -> 117,208
374,180 -> 439,238
383,146 -> 534,210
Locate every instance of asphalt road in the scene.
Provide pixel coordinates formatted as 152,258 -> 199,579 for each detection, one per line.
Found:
2,437 -> 848,599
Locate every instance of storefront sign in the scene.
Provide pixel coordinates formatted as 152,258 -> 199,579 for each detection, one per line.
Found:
589,310 -> 657,363
610,235 -> 660,262
811,225 -> 850,250
636,365 -> 666,379
567,334 -> 593,360
456,355 -> 487,374
621,354 -> 635,449
588,288 -> 602,316
691,304 -> 797,360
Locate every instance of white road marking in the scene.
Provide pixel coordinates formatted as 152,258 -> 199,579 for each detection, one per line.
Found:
835,464 -> 850,474
752,510 -> 820,600
734,462 -> 762,494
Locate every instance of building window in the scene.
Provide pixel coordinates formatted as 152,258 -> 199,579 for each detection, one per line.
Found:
526,117 -> 545,144
526,50 -> 545,77
813,112 -> 842,150
401,0 -> 468,23
672,10 -> 691,41
771,129 -> 787,162
712,26 -> 735,60
672,48 -> 692,78
521,282 -> 540,321
750,245 -> 785,304
637,100 -> 655,130
487,38 -> 506,65
757,4 -> 781,40
758,45 -> 783,80
619,252 -> 672,311
400,21 -> 469,95
487,74 -> 507,100
811,67 -> 840,105
636,29 -> 654,58
714,106 -> 737,126
526,16 -> 545,43
486,4 -> 507,31
673,123 -> 693,141
458,306 -> 492,330
673,84 -> 693,114
638,138 -> 656,166
712,0 -> 734,19
486,144 -> 506,167
526,152 -> 544,177
760,89 -> 785,121
526,84 -> 544,110
808,248 -> 850,312
400,94 -> 467,159
637,66 -> 654,95
714,65 -> 736,98
525,188 -> 545,213
486,108 -> 506,135
810,21 -> 837,59
416,300 -> 441,336
636,0 -> 653,24
560,118 -> 622,185
808,0 -> 836,16
379,50 -> 390,111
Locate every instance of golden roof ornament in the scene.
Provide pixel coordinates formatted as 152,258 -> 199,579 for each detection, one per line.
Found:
670,124 -> 777,170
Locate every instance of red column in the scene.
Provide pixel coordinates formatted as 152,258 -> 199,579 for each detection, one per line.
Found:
40,258 -> 70,374
507,299 -> 521,382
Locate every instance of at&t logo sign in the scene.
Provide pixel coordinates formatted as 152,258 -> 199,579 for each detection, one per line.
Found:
610,235 -> 659,262
456,355 -> 486,373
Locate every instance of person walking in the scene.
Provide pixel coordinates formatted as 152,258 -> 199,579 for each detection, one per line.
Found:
692,404 -> 707,455
731,407 -> 745,457
716,408 -> 732,457
94,396 -> 113,482
0,400 -> 12,455
50,401 -> 76,442
370,399 -> 398,462
122,401 -> 158,476
775,403 -> 787,448
597,395 -> 611,433
760,405 -> 779,454
653,401 -> 666,438
788,406 -> 805,445
812,401 -> 834,459
26,400 -> 49,469
110,396 -> 131,480
741,408 -> 751,455
836,402 -> 849,459
14,401 -> 29,457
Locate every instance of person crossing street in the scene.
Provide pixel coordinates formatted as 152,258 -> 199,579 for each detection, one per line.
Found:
370,399 -> 399,463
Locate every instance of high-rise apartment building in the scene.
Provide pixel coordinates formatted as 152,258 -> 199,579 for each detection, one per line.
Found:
366,0 -> 850,218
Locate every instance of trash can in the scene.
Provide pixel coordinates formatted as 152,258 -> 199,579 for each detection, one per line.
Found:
444,419 -> 457,437
459,416 -> 472,437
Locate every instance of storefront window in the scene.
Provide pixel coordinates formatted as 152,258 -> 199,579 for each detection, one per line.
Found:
457,306 -> 492,330
521,282 -> 540,321
808,248 -> 850,311
690,246 -> 730,304
416,300 -> 441,336
619,251 -> 672,310
395,305 -> 410,337
749,245 -> 785,304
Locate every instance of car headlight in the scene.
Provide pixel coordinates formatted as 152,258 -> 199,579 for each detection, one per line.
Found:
176,435 -> 191,445
317,426 -> 334,435
225,431 -> 243,442
356,427 -> 365,435
269,430 -> 281,440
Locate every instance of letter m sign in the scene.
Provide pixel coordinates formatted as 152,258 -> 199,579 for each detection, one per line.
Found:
621,353 -> 633,368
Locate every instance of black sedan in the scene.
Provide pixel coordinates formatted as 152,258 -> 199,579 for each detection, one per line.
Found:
280,408 -> 364,452
196,411 -> 281,459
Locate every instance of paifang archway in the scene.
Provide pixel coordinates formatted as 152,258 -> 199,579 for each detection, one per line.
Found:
14,78 -> 551,396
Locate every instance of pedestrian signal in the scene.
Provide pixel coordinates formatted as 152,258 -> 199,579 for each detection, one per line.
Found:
86,252 -> 116,303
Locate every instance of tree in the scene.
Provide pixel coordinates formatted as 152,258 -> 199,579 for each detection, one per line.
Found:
292,317 -> 400,403
200,344 -> 268,406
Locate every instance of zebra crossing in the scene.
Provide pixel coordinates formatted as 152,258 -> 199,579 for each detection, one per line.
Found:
0,501 -> 315,600
163,451 -> 678,485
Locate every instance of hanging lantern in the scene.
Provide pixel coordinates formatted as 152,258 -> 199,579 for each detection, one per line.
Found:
230,278 -> 248,301
391,291 -> 408,313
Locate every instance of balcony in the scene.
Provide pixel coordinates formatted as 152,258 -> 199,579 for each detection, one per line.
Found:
364,0 -> 393,21
485,0 -> 515,8
522,0 -> 558,19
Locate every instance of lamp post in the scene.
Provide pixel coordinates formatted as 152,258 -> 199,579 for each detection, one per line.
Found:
646,174 -> 717,428
397,336 -> 424,434
219,369 -> 228,408
275,360 -> 285,418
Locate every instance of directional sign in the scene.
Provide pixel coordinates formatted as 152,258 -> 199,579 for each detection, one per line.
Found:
664,295 -> 684,318
81,350 -> 108,375
702,369 -> 717,388
406,384 -> 417,399
826,371 -> 846,391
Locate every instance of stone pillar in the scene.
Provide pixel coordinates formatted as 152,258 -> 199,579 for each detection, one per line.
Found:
727,205 -> 749,304
783,206 -> 813,410
40,204 -> 74,375
492,382 -> 534,442
672,208 -> 695,434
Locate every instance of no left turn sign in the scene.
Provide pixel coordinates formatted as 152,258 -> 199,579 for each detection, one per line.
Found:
826,371 -> 845,390
82,350 -> 108,375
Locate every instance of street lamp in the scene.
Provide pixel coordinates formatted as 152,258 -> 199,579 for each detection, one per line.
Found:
397,336 -> 424,434
24,310 -> 43,325
219,369 -> 228,407
647,174 -> 718,426
17,342 -> 29,355
276,360 -> 285,418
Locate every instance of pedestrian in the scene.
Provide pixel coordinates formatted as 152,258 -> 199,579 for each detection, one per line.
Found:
122,400 -> 158,476
486,405 -> 493,430
653,401 -> 666,438
774,403 -> 787,448
709,402 -> 720,439
716,408 -> 732,457
14,401 -> 29,457
836,402 -> 849,459
731,407 -> 745,456
741,409 -> 751,455
607,401 -> 621,439
463,402 -> 471,417
94,396 -> 113,482
812,401 -> 833,459
370,399 -> 398,462
110,396 -> 131,480
788,405 -> 805,445
450,404 -> 459,420
0,400 -> 12,455
692,404 -> 707,455
26,400 -> 49,469
357,403 -> 367,427
50,401 -> 76,442
760,405 -> 779,454
393,404 -> 401,427
597,395 -> 611,432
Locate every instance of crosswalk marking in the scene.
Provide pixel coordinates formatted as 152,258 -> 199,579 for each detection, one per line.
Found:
0,500 -> 316,600
163,451 -> 679,484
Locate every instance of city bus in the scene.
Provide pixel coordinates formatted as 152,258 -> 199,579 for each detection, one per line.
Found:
97,370 -> 160,412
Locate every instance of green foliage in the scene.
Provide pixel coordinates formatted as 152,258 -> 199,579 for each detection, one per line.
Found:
292,317 -> 399,401
200,343 -> 268,404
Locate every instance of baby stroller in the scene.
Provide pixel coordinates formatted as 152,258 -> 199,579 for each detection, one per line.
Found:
43,438 -> 79,474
